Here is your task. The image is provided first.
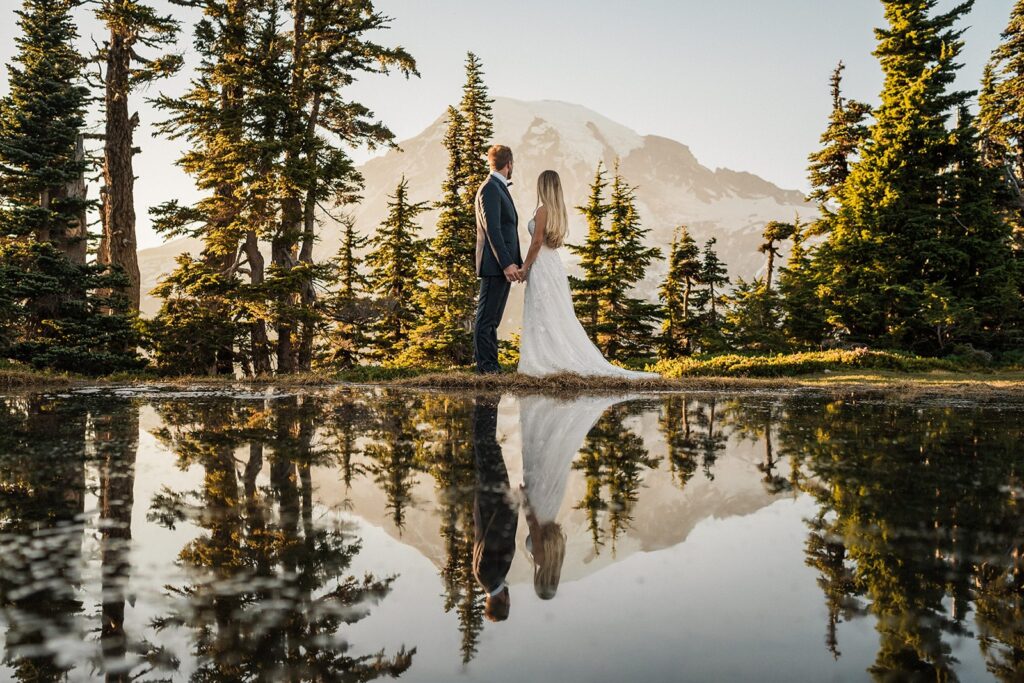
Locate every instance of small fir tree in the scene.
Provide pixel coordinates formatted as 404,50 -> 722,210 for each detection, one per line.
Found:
691,238 -> 730,352
321,216 -> 374,370
598,164 -> 663,360
365,177 -> 428,361
778,219 -> 828,348
658,226 -> 703,357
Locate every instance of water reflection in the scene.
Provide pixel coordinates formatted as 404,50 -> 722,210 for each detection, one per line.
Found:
0,388 -> 1020,681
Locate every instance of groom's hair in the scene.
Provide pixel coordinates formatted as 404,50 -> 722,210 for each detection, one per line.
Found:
487,145 -> 513,171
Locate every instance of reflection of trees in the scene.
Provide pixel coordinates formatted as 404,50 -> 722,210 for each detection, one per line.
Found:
0,397 -> 88,682
91,396 -> 163,682
659,396 -> 700,489
324,397 -> 372,490
692,398 -> 727,481
975,545 -> 1024,681
414,394 -> 483,665
723,399 -> 793,495
149,395 -> 414,681
363,394 -> 424,530
777,397 -> 1024,681
575,403 -> 659,554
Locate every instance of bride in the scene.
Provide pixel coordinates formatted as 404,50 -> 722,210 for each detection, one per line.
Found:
518,170 -> 659,379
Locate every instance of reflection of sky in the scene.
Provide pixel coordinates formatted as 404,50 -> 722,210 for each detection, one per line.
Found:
0,393 -> 1001,681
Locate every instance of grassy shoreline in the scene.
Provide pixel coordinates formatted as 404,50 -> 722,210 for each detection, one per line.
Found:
4,362 -> 1024,397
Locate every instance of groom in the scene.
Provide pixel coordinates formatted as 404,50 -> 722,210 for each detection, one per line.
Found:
474,144 -> 523,374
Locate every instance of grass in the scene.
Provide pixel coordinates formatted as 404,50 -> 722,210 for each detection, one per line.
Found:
2,350 -> 1022,397
0,362 -> 75,388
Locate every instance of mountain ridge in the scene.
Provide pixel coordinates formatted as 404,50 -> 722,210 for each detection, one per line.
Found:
138,96 -> 815,319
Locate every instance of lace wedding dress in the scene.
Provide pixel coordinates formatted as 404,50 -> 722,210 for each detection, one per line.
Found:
520,395 -> 630,525
518,214 -> 660,379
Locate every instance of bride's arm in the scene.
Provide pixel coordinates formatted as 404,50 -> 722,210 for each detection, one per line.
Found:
522,206 -> 548,275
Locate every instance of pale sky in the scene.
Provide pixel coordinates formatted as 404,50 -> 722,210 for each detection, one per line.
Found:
0,0 -> 1016,249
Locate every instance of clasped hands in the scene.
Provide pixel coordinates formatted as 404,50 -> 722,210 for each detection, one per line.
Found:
503,264 -> 528,283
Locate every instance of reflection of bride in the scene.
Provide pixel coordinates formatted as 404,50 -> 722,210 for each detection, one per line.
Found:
519,395 -> 631,599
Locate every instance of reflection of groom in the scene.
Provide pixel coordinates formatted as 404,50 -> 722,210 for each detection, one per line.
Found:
472,395 -> 518,621
474,144 -> 523,374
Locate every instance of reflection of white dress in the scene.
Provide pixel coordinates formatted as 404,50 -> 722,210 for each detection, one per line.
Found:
520,395 -> 631,524
518,215 -> 660,379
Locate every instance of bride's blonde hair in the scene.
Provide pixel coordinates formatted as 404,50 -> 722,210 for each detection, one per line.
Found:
530,522 -> 567,600
537,170 -> 569,249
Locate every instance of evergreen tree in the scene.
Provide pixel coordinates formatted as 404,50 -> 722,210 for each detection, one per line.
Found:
722,277 -> 786,353
569,162 -> 612,338
758,220 -> 795,292
598,164 -> 662,360
658,226 -> 702,357
150,0 -> 262,375
321,216 -> 373,369
806,61 -> 871,234
144,254 -> 242,375
930,107 -> 1019,347
271,0 -> 417,373
404,107 -> 477,366
0,0 -> 141,374
365,177 -> 428,361
778,218 -> 828,348
819,0 -> 1013,351
459,53 -> 495,198
691,238 -> 730,352
152,0 -> 416,375
94,0 -> 181,311
981,0 -> 1024,249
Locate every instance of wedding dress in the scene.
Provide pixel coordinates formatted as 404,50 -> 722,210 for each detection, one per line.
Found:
520,395 -> 630,526
518,213 -> 660,379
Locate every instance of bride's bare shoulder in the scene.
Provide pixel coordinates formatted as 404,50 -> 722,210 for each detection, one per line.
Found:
534,204 -> 548,220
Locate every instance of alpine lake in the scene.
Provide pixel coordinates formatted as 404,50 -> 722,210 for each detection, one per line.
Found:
0,383 -> 1021,682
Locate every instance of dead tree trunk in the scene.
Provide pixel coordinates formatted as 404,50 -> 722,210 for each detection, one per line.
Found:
99,28 -> 141,310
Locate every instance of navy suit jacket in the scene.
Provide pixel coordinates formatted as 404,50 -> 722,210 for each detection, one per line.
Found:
475,174 -> 522,277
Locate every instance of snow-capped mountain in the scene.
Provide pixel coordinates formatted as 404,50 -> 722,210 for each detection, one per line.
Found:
138,97 -> 815,319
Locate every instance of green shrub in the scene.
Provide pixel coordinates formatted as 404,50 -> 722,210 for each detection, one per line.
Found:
648,349 -> 961,378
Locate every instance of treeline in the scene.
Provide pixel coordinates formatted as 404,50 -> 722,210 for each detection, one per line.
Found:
1,0 -> 1023,376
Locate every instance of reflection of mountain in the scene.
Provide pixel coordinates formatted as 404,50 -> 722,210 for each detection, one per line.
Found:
312,397 -> 780,585
137,97 -> 814,319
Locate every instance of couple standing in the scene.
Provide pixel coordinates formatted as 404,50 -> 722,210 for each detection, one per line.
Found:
473,145 -> 658,379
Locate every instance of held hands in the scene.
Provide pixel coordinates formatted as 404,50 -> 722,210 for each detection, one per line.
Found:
503,264 -> 528,283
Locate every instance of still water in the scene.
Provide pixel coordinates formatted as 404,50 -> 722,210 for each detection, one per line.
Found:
0,386 -> 1021,682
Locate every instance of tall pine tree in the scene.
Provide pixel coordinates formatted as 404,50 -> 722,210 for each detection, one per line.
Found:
596,163 -> 662,360
818,0 -> 1014,351
981,0 -> 1024,250
459,53 -> 494,200
806,61 -> 871,235
404,107 -> 478,366
691,238 -> 730,352
365,177 -> 427,361
569,162 -> 612,339
0,0 -> 141,374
